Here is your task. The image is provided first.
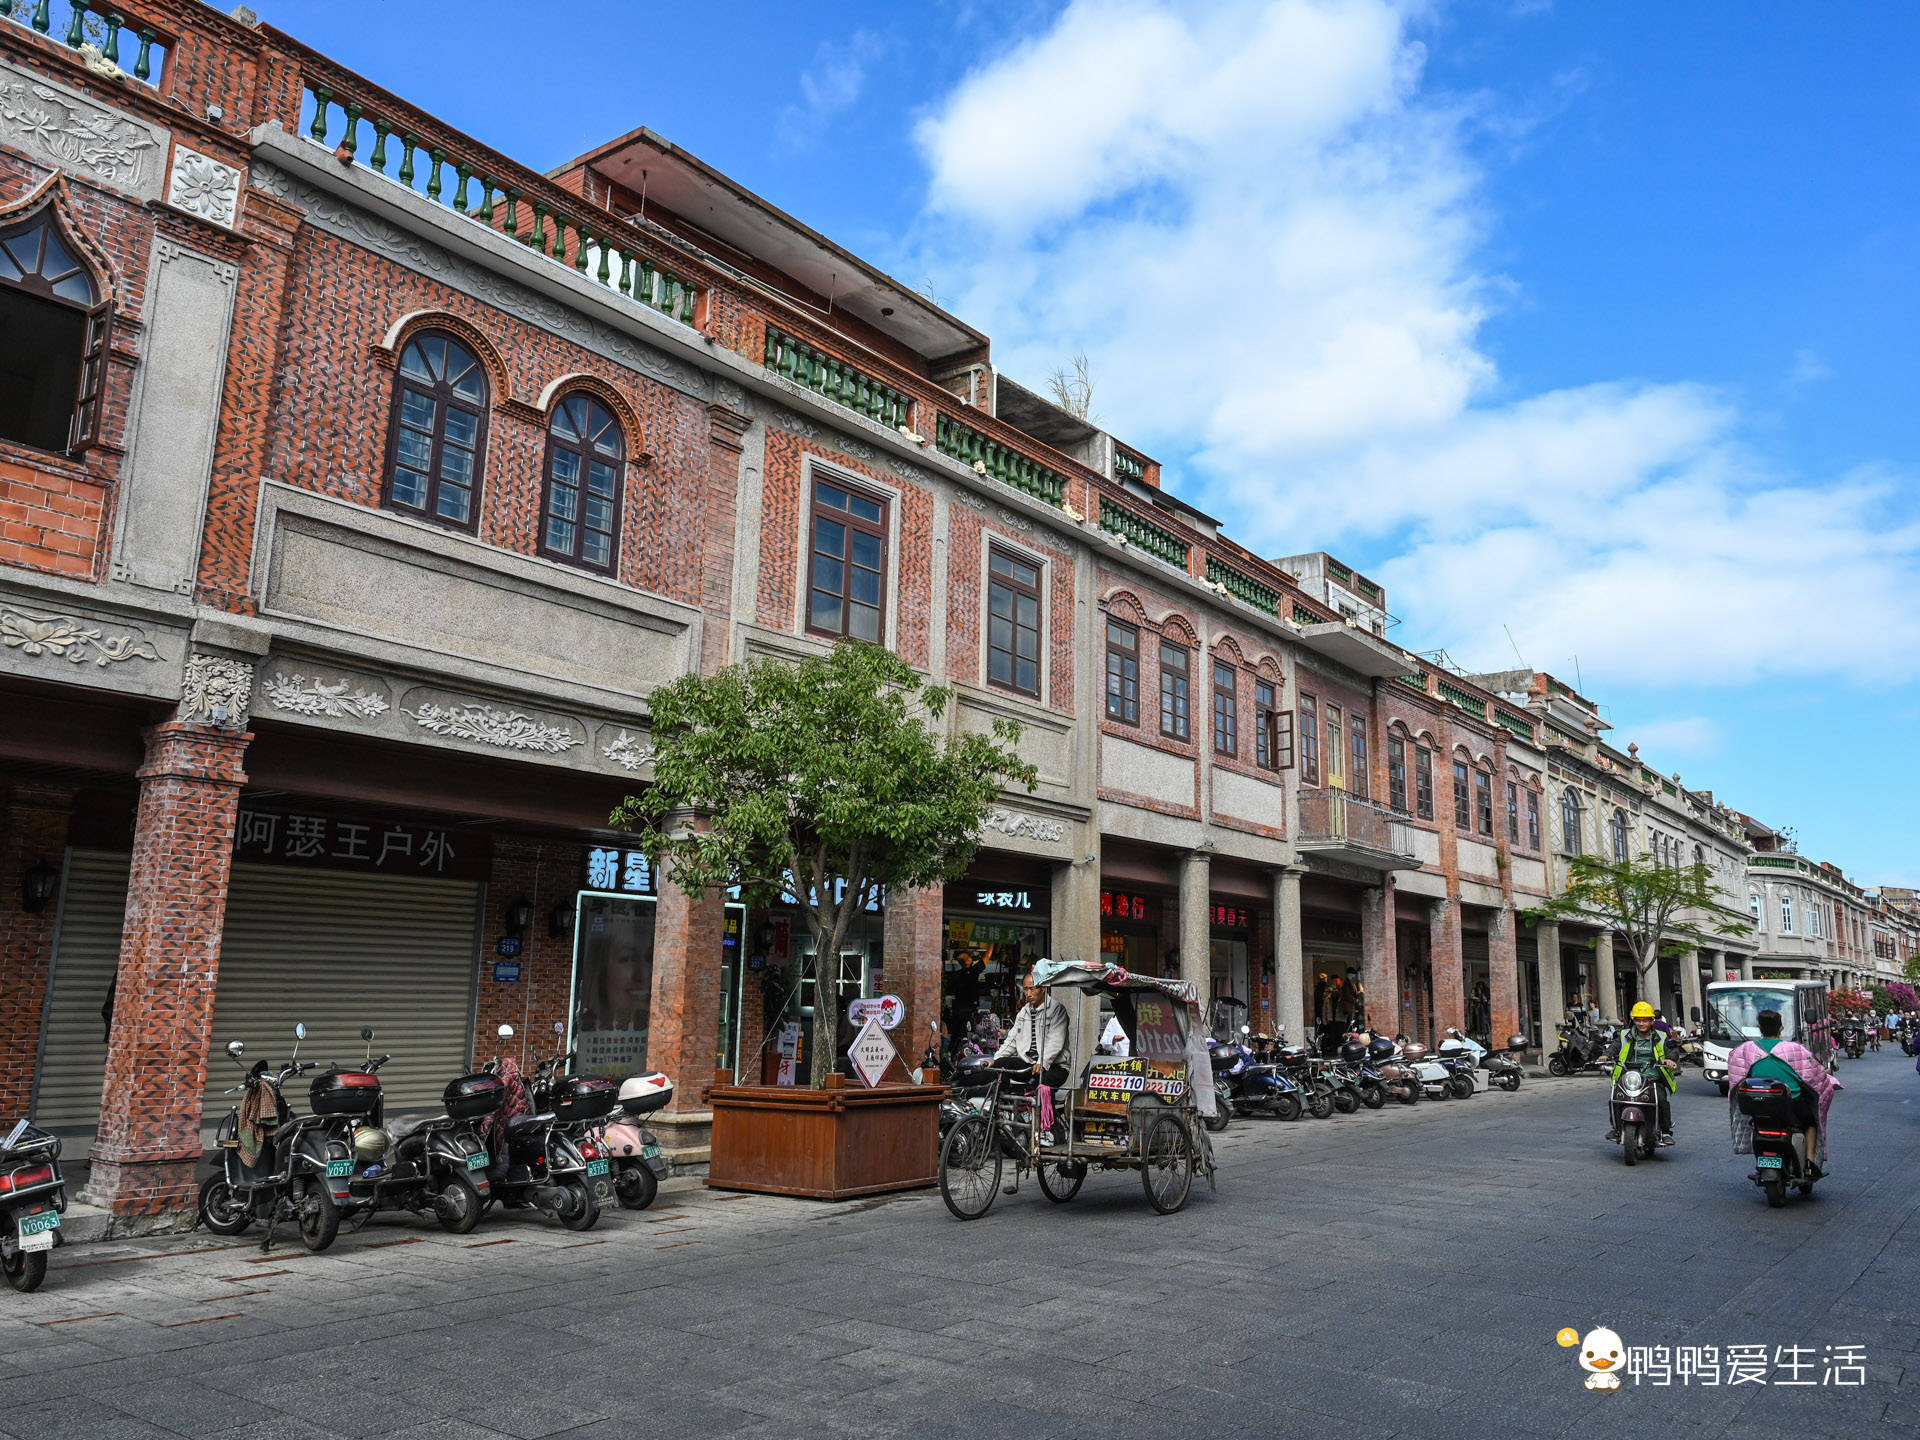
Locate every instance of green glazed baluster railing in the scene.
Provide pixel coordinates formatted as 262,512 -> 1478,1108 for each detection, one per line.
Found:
934,414 -> 1066,507
300,80 -> 703,329
1098,498 -> 1189,568
3,1 -> 166,87
762,327 -> 914,430
1206,557 -> 1280,614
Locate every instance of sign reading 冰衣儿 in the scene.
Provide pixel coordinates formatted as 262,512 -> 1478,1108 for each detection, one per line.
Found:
848,1018 -> 897,1088
584,846 -> 654,895
973,889 -> 1033,910
232,808 -> 488,880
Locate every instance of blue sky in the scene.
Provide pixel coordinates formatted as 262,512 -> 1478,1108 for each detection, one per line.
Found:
265,1 -> 1919,880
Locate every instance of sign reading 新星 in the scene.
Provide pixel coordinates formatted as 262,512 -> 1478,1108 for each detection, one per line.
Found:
584,846 -> 654,895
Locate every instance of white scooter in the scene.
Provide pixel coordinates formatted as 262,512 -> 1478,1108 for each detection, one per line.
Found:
1441,1027 -> 1525,1093
1393,1035 -> 1461,1100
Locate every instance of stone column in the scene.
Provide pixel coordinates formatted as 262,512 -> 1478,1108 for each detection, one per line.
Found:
880,884 -> 945,1082
1594,932 -> 1619,1020
697,405 -> 751,675
1428,896 -> 1465,1032
1534,920 -> 1565,1039
1178,850 -> 1211,996
1740,953 -> 1755,981
84,722 -> 250,1219
0,785 -> 73,1123
1488,906 -> 1520,1045
1683,948 -> 1707,1026
1053,848 -> 1102,1071
1273,866 -> 1305,1044
1359,880 -> 1397,1035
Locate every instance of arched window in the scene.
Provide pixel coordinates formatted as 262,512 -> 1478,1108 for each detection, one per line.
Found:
540,393 -> 624,572
1748,889 -> 1762,923
385,331 -> 488,528
1561,789 -> 1583,856
1610,809 -> 1629,862
0,207 -> 109,454
1780,893 -> 1794,934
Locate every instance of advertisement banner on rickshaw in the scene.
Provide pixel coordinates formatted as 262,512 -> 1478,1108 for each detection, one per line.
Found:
1082,1056 -> 1189,1112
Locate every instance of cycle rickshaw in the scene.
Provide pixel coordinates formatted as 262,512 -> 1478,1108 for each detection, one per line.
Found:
937,959 -> 1218,1218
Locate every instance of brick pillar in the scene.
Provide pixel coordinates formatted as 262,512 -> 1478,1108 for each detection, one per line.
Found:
698,405 -> 750,676
1428,896 -> 1465,1033
1272,867 -> 1304,1044
1359,880 -> 1397,1035
882,884 -> 944,1081
1,785 -> 73,1121
83,722 -> 249,1218
648,849 -> 726,1111
1594,932 -> 1619,1021
1488,907 -> 1519,1046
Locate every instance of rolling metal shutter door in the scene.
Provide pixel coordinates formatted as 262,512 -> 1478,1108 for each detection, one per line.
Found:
32,850 -> 130,1128
209,863 -> 482,1118
33,852 -> 481,1129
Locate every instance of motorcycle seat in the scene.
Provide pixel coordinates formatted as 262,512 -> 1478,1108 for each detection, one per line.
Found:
386,1114 -> 449,1142
507,1112 -> 556,1132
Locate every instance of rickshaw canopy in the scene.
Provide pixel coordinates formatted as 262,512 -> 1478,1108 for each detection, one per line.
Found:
1030,959 -> 1215,1118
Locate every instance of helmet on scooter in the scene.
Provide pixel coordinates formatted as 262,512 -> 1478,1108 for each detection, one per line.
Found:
1631,1001 -> 1655,1020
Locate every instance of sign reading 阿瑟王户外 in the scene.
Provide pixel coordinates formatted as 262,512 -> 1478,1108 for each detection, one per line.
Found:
847,995 -> 905,1031
231,807 -> 489,880
848,1018 -> 898,1089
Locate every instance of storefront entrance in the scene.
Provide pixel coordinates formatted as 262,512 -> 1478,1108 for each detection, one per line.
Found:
943,875 -> 1050,1049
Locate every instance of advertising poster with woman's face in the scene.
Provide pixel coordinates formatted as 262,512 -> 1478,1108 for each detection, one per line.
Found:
573,897 -> 656,1077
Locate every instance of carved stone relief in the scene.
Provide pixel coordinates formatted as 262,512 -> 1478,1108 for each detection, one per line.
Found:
600,728 -> 653,772
261,669 -> 390,720
178,653 -> 254,728
165,145 -> 242,227
0,606 -> 159,666
0,58 -> 165,196
981,807 -> 1068,844
401,697 -> 583,754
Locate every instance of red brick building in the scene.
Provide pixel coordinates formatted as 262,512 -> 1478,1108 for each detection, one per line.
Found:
1,1 -> 1567,1225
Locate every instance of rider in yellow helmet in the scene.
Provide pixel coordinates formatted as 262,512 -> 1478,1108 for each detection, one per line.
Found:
1610,1000 -> 1679,1146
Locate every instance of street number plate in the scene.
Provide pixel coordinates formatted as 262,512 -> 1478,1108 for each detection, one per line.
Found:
326,1159 -> 353,1178
1755,1155 -> 1784,1169
586,1159 -> 610,1177
17,1209 -> 60,1237
466,1151 -> 489,1171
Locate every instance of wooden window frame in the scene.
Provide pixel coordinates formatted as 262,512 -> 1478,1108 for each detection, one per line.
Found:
1105,618 -> 1140,726
1211,659 -> 1238,758
1349,722 -> 1369,801
803,475 -> 890,643
1526,789 -> 1540,851
1475,769 -> 1494,836
1387,735 -> 1408,812
1255,679 -> 1286,770
1612,810 -> 1630,862
1414,744 -> 1434,821
537,392 -> 626,574
1562,789 -> 1583,857
381,331 -> 490,534
1299,695 -> 1320,786
1506,780 -> 1520,844
0,208 -> 111,457
1453,759 -> 1471,830
985,545 -> 1043,698
1159,639 -> 1192,742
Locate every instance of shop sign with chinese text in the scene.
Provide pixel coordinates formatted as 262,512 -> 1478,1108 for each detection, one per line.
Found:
232,807 -> 488,880
848,1018 -> 897,1088
584,846 -> 654,895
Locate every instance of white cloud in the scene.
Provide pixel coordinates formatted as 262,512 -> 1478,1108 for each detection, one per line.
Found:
783,31 -> 888,140
908,0 -> 1920,688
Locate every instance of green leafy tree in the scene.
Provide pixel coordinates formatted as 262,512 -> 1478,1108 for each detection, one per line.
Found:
610,642 -> 1038,1087
1525,855 -> 1753,1009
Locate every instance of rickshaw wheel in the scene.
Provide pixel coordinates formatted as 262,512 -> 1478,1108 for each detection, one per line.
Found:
1140,1112 -> 1194,1214
1038,1159 -> 1086,1204
939,1114 -> 1002,1221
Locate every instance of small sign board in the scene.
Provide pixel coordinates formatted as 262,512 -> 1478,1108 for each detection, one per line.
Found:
495,936 -> 523,958
775,1022 -> 802,1087
847,994 -> 905,1031
491,960 -> 522,983
848,1018 -> 897,1089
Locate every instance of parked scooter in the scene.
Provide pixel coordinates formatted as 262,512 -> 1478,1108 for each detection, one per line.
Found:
1362,1035 -> 1421,1105
1547,1017 -> 1613,1077
1443,1027 -> 1524,1093
1394,1037 -> 1457,1100
479,1025 -> 601,1231
1337,1038 -> 1388,1109
1,1117 -> 67,1293
1731,1076 -> 1820,1207
1212,1032 -> 1305,1121
199,1024 -> 345,1252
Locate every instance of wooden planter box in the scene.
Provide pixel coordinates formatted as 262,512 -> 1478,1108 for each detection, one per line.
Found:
706,1073 -> 943,1199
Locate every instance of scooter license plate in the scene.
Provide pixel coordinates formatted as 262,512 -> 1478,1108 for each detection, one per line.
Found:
466,1151 -> 489,1171
1755,1155 -> 1784,1169
640,1144 -> 660,1160
17,1209 -> 59,1249
326,1159 -> 353,1178
586,1159 -> 610,1178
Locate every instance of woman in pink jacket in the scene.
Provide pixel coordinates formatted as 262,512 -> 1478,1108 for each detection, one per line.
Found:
1727,1008 -> 1840,1172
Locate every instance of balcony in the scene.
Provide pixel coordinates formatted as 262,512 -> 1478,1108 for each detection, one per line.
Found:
1297,790 -> 1420,874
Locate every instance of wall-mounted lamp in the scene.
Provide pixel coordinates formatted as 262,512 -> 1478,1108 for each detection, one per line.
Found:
21,859 -> 59,914
548,901 -> 574,940
506,897 -> 535,936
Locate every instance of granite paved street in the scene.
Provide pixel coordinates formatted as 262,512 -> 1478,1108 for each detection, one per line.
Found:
5,1053 -> 1917,1440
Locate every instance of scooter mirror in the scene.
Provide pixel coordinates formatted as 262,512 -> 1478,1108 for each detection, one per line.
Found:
497,1023 -> 514,1038
553,1021 -> 565,1035
1690,1005 -> 1701,1023
294,1022 -> 307,1040
1241,1025 -> 1251,1035
226,1040 -> 246,1058
360,1026 -> 375,1041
